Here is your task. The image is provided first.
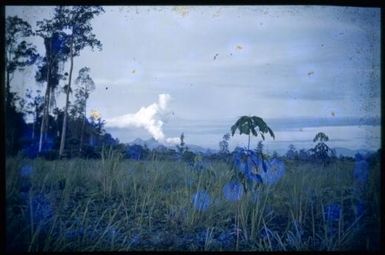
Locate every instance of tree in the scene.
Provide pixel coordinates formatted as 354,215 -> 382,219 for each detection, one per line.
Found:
177,132 -> 186,154
5,92 -> 28,156
35,8 -> 71,153
219,133 -> 230,154
298,148 -> 309,161
5,16 -> 38,106
313,132 -> 329,143
57,6 -> 104,158
256,141 -> 264,155
286,144 -> 298,160
5,16 -> 38,156
231,116 -> 275,192
73,67 -> 95,153
231,115 -> 275,150
309,132 -> 332,166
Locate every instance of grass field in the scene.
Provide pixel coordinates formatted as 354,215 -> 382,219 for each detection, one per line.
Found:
6,151 -> 381,252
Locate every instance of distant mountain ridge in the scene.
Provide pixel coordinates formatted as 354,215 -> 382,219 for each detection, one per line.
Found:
127,138 -> 217,154
332,147 -> 375,158
127,138 -> 375,157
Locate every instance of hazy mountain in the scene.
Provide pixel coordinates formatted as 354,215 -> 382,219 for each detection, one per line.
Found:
186,144 -> 218,154
129,137 -> 161,150
333,147 -> 375,158
128,138 -> 375,157
128,138 -> 218,153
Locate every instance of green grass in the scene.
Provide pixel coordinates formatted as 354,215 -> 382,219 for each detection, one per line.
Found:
6,154 -> 381,252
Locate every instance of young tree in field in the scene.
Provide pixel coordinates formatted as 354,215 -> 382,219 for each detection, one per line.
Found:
73,67 -> 96,153
231,116 -> 275,150
219,133 -> 230,154
256,140 -> 264,155
5,16 -> 39,106
231,116 -> 275,191
57,6 -> 104,158
286,144 -> 298,160
309,132 -> 332,166
298,148 -> 309,161
177,132 -> 186,154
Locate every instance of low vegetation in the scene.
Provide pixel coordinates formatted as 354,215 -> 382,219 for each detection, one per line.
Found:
6,150 -> 380,252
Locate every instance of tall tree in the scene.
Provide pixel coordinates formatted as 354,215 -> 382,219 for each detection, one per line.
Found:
73,67 -> 95,153
35,8 -> 71,153
5,16 -> 38,155
5,16 -> 38,106
57,6 -> 104,158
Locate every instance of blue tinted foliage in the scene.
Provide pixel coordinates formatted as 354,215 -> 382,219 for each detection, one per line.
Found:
233,148 -> 264,184
324,203 -> 341,222
233,148 -> 287,187
353,160 -> 369,184
251,192 -> 260,204
106,226 -> 119,241
31,193 -> 53,225
126,145 -> 144,160
291,220 -> 304,237
223,181 -> 244,202
41,135 -> 54,152
194,160 -> 209,171
354,153 -> 365,161
246,172 -> 263,183
354,201 -> 365,218
22,143 -> 39,158
20,165 -> 33,177
19,178 -> 32,193
216,230 -> 235,248
260,158 -> 286,185
194,229 -> 208,247
259,226 -> 274,241
65,228 -> 85,241
129,233 -> 141,246
189,159 -> 209,172
185,178 -> 194,188
51,32 -> 69,55
21,135 -> 53,156
192,191 -> 212,212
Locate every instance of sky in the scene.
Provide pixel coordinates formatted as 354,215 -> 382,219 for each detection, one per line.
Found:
5,6 -> 381,152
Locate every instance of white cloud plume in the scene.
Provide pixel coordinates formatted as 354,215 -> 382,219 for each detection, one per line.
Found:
106,94 -> 179,144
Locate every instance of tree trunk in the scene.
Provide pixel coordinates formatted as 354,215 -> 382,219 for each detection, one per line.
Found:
38,49 -> 52,153
6,70 -> 10,107
38,36 -> 54,153
59,38 -> 74,158
32,111 -> 36,140
44,86 -> 53,139
79,104 -> 86,153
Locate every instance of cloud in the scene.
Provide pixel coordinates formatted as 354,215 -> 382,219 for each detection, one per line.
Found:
105,94 -> 179,144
